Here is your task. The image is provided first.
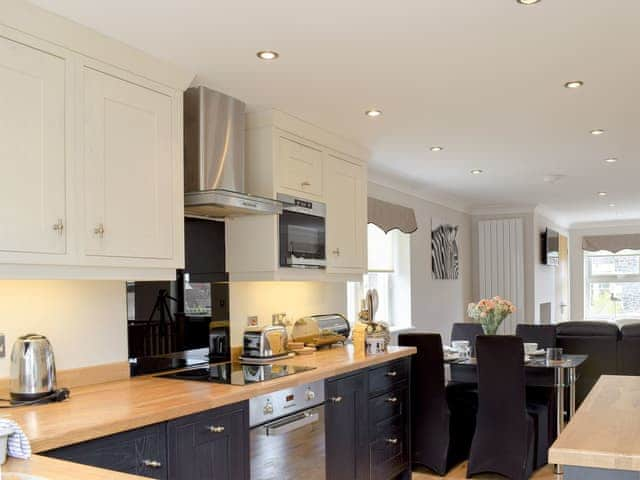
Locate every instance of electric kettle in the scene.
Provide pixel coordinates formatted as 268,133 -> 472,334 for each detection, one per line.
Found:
9,334 -> 57,401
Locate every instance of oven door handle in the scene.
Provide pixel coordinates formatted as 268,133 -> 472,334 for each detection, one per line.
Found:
265,410 -> 320,436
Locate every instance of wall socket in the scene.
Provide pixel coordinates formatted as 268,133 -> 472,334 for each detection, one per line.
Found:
247,316 -> 258,327
0,334 -> 5,358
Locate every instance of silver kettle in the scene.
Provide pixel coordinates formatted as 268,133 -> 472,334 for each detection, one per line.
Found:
9,334 -> 57,401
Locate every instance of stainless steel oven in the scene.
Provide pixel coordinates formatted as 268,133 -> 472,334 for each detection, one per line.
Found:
278,193 -> 326,269
250,380 -> 326,480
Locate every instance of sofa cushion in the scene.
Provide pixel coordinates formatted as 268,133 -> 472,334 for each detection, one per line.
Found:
556,321 -> 620,338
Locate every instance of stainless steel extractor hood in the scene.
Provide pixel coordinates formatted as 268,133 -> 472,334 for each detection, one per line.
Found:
183,86 -> 283,217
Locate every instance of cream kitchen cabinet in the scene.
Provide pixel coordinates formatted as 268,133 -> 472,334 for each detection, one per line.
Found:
326,154 -> 366,273
0,4 -> 191,280
82,66 -> 175,261
0,34 -> 68,258
278,136 -> 324,198
227,110 -> 368,281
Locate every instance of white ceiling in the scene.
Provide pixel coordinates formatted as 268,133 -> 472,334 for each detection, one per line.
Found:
29,0 -> 640,226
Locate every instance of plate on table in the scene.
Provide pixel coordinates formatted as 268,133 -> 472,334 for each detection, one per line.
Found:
444,353 -> 460,362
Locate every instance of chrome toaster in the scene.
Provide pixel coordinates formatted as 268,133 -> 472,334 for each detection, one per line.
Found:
242,325 -> 289,359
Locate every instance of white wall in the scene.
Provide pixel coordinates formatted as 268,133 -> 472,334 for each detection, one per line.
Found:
229,281 -> 347,347
533,211 -> 569,324
0,280 -> 127,378
368,182 -> 472,344
570,221 -> 640,321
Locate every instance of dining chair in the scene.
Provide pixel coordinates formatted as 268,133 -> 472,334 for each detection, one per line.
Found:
449,323 -> 484,384
515,324 -> 557,349
399,333 -> 475,475
467,335 -> 535,480
556,321 -> 619,406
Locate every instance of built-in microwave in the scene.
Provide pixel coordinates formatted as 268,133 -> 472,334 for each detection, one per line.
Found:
278,193 -> 326,269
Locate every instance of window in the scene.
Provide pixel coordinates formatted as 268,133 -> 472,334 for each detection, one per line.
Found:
585,250 -> 640,320
347,224 -> 412,329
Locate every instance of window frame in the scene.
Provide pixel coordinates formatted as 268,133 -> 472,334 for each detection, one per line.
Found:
584,250 -> 640,320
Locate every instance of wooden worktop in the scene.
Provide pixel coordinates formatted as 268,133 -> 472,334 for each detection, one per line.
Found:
5,345 -> 415,454
3,454 -> 148,479
549,375 -> 640,471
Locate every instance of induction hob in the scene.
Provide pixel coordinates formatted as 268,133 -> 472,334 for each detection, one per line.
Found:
156,362 -> 315,386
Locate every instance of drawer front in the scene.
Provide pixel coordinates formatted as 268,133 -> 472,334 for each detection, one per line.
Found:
44,423 -> 167,479
279,136 -> 323,197
368,386 -> 408,437
368,359 -> 409,395
369,415 -> 410,480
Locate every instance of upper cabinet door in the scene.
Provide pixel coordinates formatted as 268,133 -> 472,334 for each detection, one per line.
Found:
83,67 -> 174,260
278,136 -> 324,198
326,154 -> 366,271
0,36 -> 66,255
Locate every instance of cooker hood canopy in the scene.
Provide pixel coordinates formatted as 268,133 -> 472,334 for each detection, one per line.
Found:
183,86 -> 282,217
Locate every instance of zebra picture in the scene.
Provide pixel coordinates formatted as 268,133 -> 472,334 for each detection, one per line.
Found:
432,220 -> 459,280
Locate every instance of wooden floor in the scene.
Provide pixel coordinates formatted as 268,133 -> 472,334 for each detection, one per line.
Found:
413,463 -> 560,479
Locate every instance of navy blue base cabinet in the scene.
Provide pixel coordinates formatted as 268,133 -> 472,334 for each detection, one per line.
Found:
44,401 -> 249,480
325,358 -> 412,480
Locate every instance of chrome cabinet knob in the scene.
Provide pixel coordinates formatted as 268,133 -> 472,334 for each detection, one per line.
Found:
301,181 -> 311,187
385,438 -> 399,445
330,396 -> 343,403
143,459 -> 162,468
385,370 -> 398,377
385,396 -> 398,404
207,425 -> 225,433
332,248 -> 341,256
93,223 -> 105,237
52,219 -> 64,235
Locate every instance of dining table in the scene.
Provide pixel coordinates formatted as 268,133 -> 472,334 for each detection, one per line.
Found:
444,353 -> 588,474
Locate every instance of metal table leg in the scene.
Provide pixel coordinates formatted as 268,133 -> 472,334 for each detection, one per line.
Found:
568,367 -> 576,420
554,367 -> 565,475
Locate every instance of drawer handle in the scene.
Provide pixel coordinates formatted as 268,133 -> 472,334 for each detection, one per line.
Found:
385,396 -> 398,404
301,181 -> 311,187
207,425 -> 225,433
385,438 -> 399,445
385,371 -> 398,377
143,459 -> 162,468
330,396 -> 343,403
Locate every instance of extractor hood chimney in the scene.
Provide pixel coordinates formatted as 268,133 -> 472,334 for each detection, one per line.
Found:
183,86 -> 282,217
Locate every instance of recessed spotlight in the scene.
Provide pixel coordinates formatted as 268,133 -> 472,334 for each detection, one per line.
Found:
590,129 -> 606,136
609,203 -> 617,208
597,192 -> 608,197
604,157 -> 618,164
517,0 -> 541,4
365,109 -> 382,118
470,169 -> 484,175
564,81 -> 584,89
256,50 -> 279,60
430,146 -> 443,152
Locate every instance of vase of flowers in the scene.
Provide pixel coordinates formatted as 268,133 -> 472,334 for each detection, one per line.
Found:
467,296 -> 516,335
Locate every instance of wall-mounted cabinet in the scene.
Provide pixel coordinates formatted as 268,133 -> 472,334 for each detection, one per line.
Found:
227,110 -> 368,281
0,4 -> 191,280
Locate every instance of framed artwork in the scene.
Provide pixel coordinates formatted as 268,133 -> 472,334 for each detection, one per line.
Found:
432,218 -> 459,280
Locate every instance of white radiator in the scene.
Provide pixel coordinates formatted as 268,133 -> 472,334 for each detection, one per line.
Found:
477,218 -> 525,334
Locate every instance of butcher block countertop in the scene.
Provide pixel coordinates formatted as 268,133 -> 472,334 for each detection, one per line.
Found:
549,375 -> 640,471
3,455 -> 148,479
5,345 -> 415,454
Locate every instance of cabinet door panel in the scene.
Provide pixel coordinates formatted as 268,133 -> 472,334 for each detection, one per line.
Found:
44,423 -> 167,479
325,372 -> 369,480
326,155 -> 365,270
0,36 -> 66,255
279,136 -> 323,197
83,67 -> 173,259
167,402 -> 249,480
